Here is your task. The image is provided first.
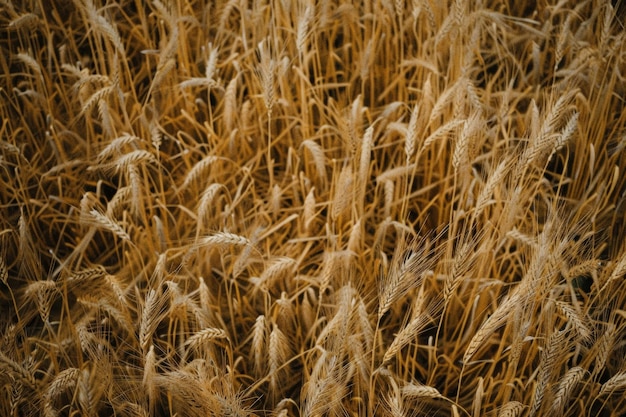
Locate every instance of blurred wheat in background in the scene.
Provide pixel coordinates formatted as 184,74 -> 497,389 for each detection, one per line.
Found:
1,0 -> 626,416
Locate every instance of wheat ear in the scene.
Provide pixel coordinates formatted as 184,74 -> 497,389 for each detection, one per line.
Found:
551,366 -> 586,414
497,401 -> 525,417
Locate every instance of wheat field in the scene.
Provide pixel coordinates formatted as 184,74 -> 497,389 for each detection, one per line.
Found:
1,0 -> 626,416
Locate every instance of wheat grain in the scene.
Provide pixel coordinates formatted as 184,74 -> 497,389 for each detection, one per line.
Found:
142,345 -> 156,414
347,218 -> 362,254
16,52 -> 43,80
197,183 -> 225,228
201,232 -> 249,248
257,39 -> 276,118
140,288 -> 167,355
111,150 -> 157,173
79,293 -> 133,332
497,401 -> 524,417
127,163 -> 143,220
358,126 -> 374,208
599,370 -> 626,396
151,57 -> 176,95
466,377 -> 481,417
18,214 -> 38,280
551,111 -> 578,158
599,3 -> 614,48
0,351 -> 38,389
420,119 -> 465,154
97,99 -> 115,138
117,402 -> 150,417
252,315 -> 268,376
443,234 -> 477,304
0,257 -> 7,285
421,0 -> 437,32
78,365 -> 108,416
384,389 -> 406,417
89,209 -> 131,241
375,164 -> 417,184
152,215 -> 168,253
592,324 -> 615,379
269,323 -> 290,396
44,367 -> 80,414
463,295 -> 519,364
599,249 -> 626,294
154,371 -> 212,416
426,80 -> 459,127
259,256 -> 297,291
555,300 -> 591,342
359,37 -> 375,83
185,327 -> 228,352
383,308 -> 433,364
84,0 -> 124,53
555,14 -> 572,70
401,382 -> 442,399
8,13 -> 39,30
551,366 -> 586,414
96,134 -> 140,162
404,104 -> 420,162
181,155 -> 222,190
302,352 -> 349,417
331,164 -> 354,222
315,286 -> 353,350
530,329 -> 568,417
24,280 -> 58,323
80,85 -> 115,116
454,110 -> 482,177
297,4 -> 314,58
474,157 -> 512,216
64,266 -> 108,295
223,75 -> 239,132
566,259 -> 601,280
303,187 -> 317,232
300,139 -> 327,183
348,96 -> 365,155
354,296 -> 374,353
378,234 -> 436,319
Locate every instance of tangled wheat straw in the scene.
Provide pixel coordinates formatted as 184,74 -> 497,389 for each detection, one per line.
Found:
1,0 -> 626,416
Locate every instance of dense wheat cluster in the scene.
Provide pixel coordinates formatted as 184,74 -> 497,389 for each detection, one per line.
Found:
2,0 -> 626,416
